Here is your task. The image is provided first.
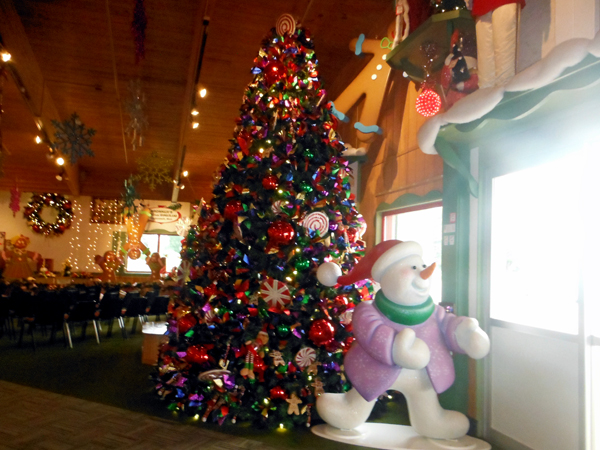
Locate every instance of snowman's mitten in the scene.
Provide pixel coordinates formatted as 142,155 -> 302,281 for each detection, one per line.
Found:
455,318 -> 490,359
392,328 -> 431,369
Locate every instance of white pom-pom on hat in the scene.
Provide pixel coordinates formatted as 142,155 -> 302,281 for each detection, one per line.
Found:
317,240 -> 414,286
317,262 -> 342,287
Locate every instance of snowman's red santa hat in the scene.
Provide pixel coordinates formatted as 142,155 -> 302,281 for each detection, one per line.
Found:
317,240 -> 423,286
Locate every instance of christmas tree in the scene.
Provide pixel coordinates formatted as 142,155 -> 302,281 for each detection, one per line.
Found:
155,16 -> 371,429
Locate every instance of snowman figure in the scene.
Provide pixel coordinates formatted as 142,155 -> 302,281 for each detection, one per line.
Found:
316,240 -> 490,440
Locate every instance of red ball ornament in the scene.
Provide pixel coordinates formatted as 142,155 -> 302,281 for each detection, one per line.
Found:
267,220 -> 295,246
185,345 -> 210,364
262,174 -> 278,190
177,314 -> 197,333
224,200 -> 243,221
309,319 -> 335,346
269,386 -> 288,400
415,89 -> 442,117
263,60 -> 286,86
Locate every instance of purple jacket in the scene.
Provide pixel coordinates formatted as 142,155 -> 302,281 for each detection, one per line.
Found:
344,301 -> 467,401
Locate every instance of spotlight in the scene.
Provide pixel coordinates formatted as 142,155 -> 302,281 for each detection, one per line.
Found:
192,122 -> 199,129
56,156 -> 65,166
199,88 -> 207,98
182,170 -> 188,177
35,136 -> 42,144
191,109 -> 199,116
1,52 -> 11,62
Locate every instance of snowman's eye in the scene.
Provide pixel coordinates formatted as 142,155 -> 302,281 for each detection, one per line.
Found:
422,264 -> 426,268
412,266 -> 417,270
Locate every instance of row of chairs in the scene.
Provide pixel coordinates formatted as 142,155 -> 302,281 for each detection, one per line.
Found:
0,286 -> 169,350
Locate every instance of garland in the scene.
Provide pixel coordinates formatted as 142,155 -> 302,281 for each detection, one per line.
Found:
23,193 -> 73,236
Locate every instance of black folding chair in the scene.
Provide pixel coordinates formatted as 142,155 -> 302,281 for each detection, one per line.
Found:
97,289 -> 127,339
64,300 -> 101,348
121,291 -> 149,337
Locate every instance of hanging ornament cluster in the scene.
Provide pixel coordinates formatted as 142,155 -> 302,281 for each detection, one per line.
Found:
51,113 -> 96,164
9,185 -> 20,217
415,89 -> 442,117
124,79 -> 149,151
134,151 -> 173,190
131,0 -> 147,63
121,176 -> 141,215
23,193 -> 73,236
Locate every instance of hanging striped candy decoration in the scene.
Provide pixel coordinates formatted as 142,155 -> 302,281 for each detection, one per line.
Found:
272,200 -> 283,214
302,211 -> 329,237
260,278 -> 291,311
276,13 -> 296,36
295,347 -> 316,368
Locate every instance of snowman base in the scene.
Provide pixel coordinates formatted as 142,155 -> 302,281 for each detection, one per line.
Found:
311,423 -> 491,450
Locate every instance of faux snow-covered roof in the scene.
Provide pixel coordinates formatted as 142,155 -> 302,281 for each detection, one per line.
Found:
418,30 -> 600,156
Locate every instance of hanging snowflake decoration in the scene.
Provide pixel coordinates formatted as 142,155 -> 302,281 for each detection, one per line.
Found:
121,175 -> 141,216
51,113 -> 96,164
135,151 -> 173,191
124,79 -> 148,151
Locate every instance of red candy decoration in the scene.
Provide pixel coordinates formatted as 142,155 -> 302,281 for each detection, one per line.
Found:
177,314 -> 197,333
263,60 -> 286,86
309,319 -> 335,346
185,345 -> 210,364
269,386 -> 288,400
415,89 -> 442,117
267,220 -> 295,246
262,174 -> 278,190
224,200 -> 243,221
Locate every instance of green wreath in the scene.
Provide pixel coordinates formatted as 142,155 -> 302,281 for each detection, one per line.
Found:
23,193 -> 73,236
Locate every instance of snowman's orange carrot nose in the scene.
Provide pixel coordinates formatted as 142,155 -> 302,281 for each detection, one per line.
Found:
420,262 -> 436,280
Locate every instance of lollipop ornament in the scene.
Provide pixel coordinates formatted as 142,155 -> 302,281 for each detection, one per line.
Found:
312,240 -> 491,450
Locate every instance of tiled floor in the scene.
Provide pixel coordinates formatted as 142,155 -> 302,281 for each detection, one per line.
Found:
0,381 -> 278,450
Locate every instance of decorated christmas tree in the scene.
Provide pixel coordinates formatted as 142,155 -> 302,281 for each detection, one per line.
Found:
155,16 -> 372,429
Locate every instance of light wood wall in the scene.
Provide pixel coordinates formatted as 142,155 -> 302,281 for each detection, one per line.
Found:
340,72 -> 444,248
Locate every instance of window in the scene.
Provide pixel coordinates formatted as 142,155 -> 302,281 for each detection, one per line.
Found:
489,152 -> 583,334
125,234 -> 182,273
382,202 -> 443,302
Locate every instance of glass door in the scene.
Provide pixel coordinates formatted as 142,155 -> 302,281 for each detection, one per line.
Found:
483,150 -> 589,450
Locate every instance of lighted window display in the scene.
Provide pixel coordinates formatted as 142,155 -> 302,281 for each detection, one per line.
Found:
125,234 -> 182,273
383,203 -> 443,302
490,152 -> 583,335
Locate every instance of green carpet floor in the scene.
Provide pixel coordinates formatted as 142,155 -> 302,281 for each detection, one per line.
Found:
0,319 -> 410,449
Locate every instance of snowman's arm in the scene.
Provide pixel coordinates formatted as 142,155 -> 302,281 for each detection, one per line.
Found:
353,302 -> 396,366
438,307 -> 490,359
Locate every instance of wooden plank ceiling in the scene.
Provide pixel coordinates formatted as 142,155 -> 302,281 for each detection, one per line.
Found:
0,0 -> 392,202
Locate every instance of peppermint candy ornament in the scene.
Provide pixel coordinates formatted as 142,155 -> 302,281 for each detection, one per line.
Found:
276,13 -> 296,36
272,200 -> 283,214
177,260 -> 191,285
303,211 -> 329,237
260,278 -> 291,311
339,309 -> 354,326
295,347 -> 316,368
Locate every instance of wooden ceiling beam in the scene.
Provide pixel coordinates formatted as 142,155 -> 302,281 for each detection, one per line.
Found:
0,0 -> 80,195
